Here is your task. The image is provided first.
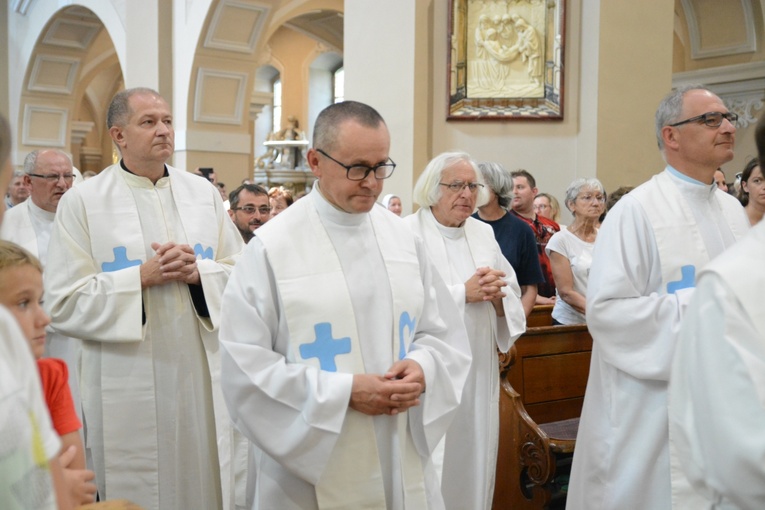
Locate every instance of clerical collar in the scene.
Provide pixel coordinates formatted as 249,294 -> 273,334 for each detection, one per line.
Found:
311,181 -> 367,227
665,166 -> 717,202
120,159 -> 169,178
666,165 -> 710,187
27,198 -> 55,222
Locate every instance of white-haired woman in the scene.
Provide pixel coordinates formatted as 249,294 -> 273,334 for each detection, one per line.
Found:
404,151 -> 525,510
545,178 -> 605,325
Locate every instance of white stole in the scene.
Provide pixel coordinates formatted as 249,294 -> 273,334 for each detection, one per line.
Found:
636,170 -> 748,296
79,164 -> 236,508
257,193 -> 427,510
0,200 -> 38,256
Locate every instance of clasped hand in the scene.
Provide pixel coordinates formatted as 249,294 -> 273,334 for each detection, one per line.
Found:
350,359 -> 425,416
465,266 -> 507,303
141,241 -> 200,288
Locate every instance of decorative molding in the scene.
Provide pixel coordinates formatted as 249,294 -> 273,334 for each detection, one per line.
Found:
22,105 -> 68,147
12,0 -> 33,15
673,61 -> 765,87
42,18 -> 101,50
28,55 -> 81,95
193,68 -> 249,125
681,0 -> 756,59
70,121 -> 95,146
724,94 -> 764,129
204,0 -> 269,54
79,146 -> 103,166
174,130 -> 251,154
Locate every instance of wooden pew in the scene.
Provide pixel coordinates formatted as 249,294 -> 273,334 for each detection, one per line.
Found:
526,304 -> 554,328
492,324 -> 593,510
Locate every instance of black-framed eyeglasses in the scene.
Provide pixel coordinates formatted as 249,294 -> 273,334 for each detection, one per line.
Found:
668,111 -> 738,128
28,173 -> 75,183
316,149 -> 396,181
439,181 -> 484,194
231,206 -> 271,215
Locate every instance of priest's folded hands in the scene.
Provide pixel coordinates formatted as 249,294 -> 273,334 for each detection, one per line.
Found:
465,266 -> 507,303
140,241 -> 201,287
349,359 -> 425,416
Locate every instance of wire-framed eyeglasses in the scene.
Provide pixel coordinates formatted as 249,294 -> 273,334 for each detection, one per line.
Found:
28,172 -> 75,183
668,111 -> 738,128
439,181 -> 484,194
316,149 -> 396,181
231,206 -> 271,215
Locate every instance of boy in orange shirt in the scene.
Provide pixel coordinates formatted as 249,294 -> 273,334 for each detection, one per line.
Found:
0,240 -> 97,505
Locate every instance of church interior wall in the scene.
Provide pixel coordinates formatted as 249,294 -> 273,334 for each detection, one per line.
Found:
3,0 -> 764,219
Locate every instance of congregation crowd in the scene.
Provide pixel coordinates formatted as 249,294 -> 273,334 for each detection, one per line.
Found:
0,83 -> 763,510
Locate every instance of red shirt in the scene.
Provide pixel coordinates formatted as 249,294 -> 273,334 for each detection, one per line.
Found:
511,211 -> 560,297
37,358 -> 82,436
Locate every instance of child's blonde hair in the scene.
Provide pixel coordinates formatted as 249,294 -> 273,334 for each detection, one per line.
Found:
0,240 -> 43,274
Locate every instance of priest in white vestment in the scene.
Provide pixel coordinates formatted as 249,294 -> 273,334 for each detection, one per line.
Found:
220,101 -> 472,510
566,86 -> 750,510
44,88 -> 245,510
405,152 -> 525,510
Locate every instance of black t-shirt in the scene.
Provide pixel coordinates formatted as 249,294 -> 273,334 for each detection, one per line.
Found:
472,211 -> 544,287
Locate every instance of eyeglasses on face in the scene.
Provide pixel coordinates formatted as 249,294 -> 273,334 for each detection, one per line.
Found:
439,181 -> 484,194
28,173 -> 75,183
668,111 -> 738,128
232,206 -> 271,215
316,149 -> 396,181
576,194 -> 606,203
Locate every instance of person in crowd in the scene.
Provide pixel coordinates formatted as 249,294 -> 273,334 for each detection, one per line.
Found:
510,169 -> 560,304
605,185 -> 634,214
268,185 -> 294,218
44,87 -> 245,510
737,157 -> 764,225
380,193 -> 403,216
668,111 -> 765,510
474,161 -> 543,317
545,178 -> 605,325
219,100 -> 471,510
0,114 -> 73,510
228,183 -> 271,243
534,192 -> 561,223
713,167 -> 728,192
406,152 -> 525,510
567,86 -> 750,510
81,170 -> 97,180
4,170 -> 30,208
217,181 -> 228,201
0,240 -> 97,505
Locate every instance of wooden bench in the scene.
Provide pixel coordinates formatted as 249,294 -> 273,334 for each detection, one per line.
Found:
526,304 -> 554,328
492,324 -> 593,510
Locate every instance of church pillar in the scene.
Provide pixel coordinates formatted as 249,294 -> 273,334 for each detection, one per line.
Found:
591,0 -> 675,191
343,0 -> 431,214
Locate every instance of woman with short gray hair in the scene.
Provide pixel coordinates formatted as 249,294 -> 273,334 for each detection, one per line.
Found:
545,177 -> 605,325
405,152 -> 525,510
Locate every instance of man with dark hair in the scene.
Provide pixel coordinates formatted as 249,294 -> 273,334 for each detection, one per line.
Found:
509,168 -> 559,303
45,87 -> 244,510
228,183 -> 270,243
220,100 -> 471,509
568,86 -> 749,510
668,110 -> 765,509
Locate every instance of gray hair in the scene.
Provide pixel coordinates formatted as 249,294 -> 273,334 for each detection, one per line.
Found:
313,101 -> 386,153
655,84 -> 713,150
412,151 -> 489,208
564,178 -> 605,213
12,169 -> 25,179
107,87 -> 162,129
23,149 -> 73,175
477,161 -> 514,209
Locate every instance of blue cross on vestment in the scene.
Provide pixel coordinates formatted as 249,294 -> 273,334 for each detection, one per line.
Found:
194,243 -> 213,260
299,323 -> 352,372
101,246 -> 142,272
398,311 -> 416,360
666,265 -> 695,294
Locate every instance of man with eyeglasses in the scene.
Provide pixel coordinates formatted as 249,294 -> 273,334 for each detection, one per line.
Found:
220,100 -> 471,510
567,86 -> 750,510
44,87 -> 245,510
228,183 -> 271,243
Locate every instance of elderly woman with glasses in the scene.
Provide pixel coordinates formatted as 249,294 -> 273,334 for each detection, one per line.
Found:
404,152 -> 525,510
545,177 -> 605,325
